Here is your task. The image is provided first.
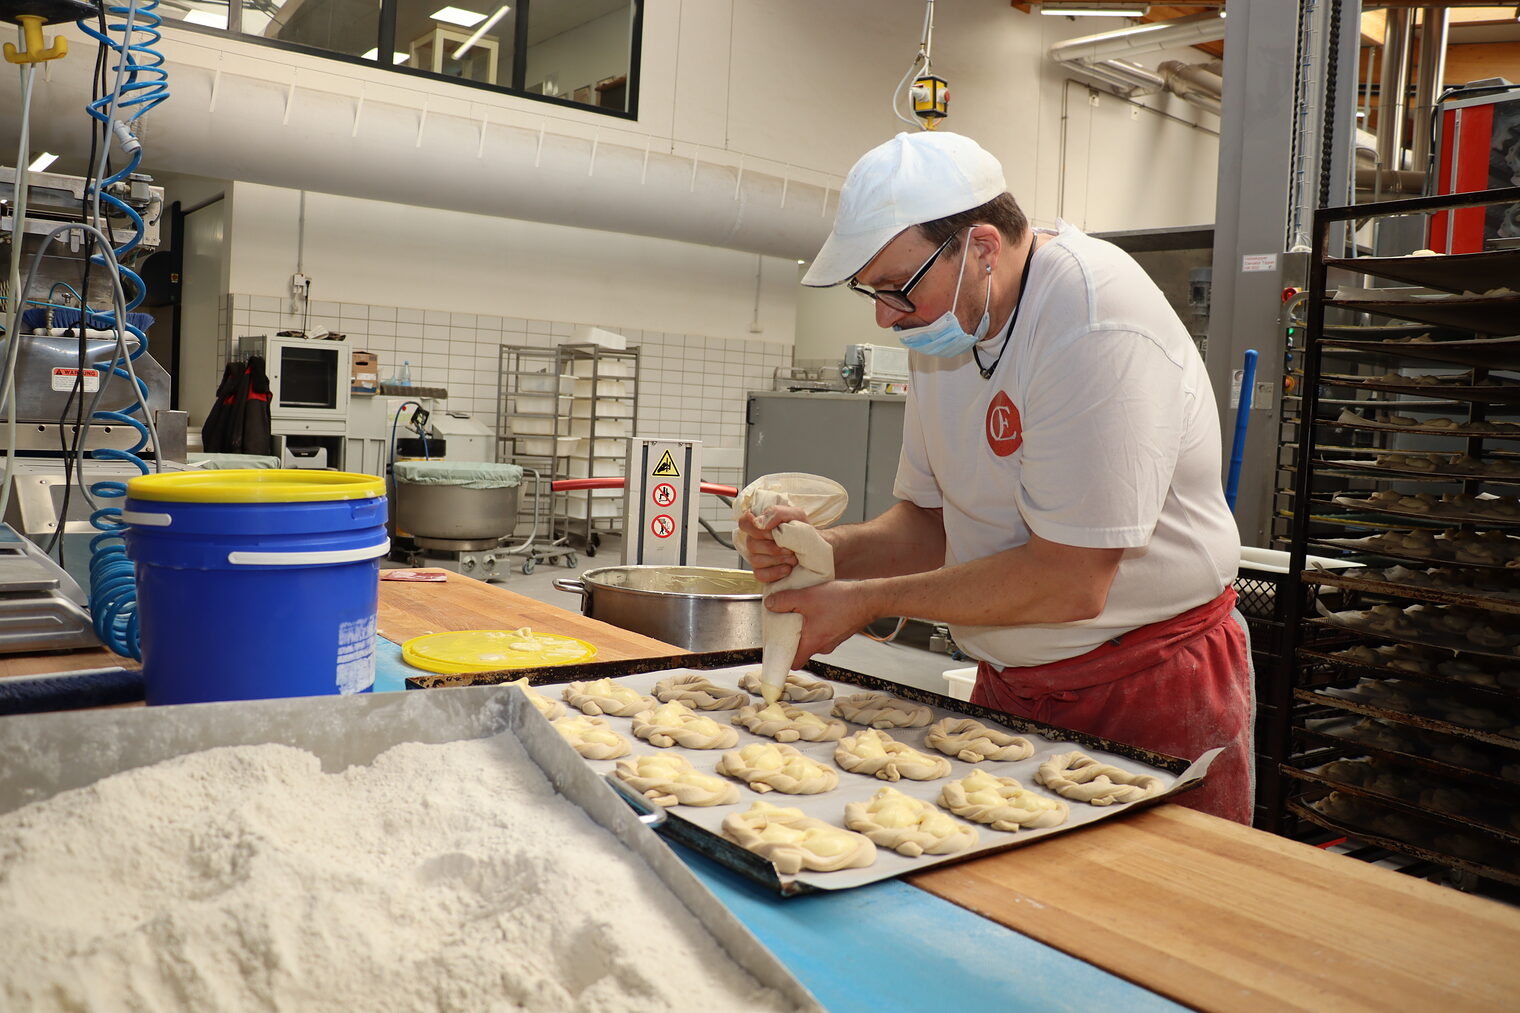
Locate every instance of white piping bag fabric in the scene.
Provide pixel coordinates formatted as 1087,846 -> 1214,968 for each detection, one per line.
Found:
733,474 -> 849,704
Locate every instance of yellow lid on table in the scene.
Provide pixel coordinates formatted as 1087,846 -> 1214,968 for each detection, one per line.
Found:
127,469 -> 387,503
401,629 -> 599,674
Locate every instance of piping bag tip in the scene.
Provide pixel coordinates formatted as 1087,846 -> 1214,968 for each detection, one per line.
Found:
759,681 -> 784,705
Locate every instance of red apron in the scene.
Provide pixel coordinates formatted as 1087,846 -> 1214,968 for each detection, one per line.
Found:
970,588 -> 1253,824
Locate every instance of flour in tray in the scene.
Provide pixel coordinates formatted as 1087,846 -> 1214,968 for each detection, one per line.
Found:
0,734 -> 798,1013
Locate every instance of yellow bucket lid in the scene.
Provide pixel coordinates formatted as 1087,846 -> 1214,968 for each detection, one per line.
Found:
127,469 -> 387,503
401,628 -> 598,674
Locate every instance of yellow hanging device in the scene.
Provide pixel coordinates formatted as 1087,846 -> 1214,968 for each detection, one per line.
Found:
3,0 -> 98,64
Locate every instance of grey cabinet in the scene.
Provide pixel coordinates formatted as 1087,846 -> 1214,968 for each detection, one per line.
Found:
743,392 -> 905,525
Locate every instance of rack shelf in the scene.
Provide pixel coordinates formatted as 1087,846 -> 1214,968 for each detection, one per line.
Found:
1276,185 -> 1520,890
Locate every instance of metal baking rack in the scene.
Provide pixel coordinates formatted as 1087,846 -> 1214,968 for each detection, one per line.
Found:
1280,184 -> 1520,892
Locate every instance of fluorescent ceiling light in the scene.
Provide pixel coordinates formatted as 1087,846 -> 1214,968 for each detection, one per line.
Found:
1038,4 -> 1148,15
361,48 -> 410,64
453,4 -> 508,59
431,5 -> 485,27
182,9 -> 227,27
27,152 -> 58,172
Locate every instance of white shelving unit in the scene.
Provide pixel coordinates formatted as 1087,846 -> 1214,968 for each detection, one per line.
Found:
558,342 -> 640,557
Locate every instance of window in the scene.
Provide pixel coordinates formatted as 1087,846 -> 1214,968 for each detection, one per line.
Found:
163,0 -> 641,118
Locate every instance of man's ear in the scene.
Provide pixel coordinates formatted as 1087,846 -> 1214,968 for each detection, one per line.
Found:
971,224 -> 1003,273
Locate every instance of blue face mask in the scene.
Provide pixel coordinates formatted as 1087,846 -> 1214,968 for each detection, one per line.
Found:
892,234 -> 991,357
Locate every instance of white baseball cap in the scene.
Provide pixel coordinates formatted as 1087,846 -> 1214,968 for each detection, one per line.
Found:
802,131 -> 1007,288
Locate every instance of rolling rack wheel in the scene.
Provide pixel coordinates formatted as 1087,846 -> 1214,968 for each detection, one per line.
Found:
521,559 -> 536,575
563,553 -> 578,568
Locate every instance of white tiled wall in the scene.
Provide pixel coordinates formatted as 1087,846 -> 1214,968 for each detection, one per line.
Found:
224,294 -> 791,532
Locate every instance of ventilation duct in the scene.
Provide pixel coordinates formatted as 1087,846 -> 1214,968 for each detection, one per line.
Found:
1050,10 -> 1227,114
1,56 -> 837,261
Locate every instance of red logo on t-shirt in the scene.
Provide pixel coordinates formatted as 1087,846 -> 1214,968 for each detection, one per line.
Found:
985,391 -> 1023,457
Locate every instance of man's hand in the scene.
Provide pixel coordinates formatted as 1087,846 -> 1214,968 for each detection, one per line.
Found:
765,580 -> 878,669
736,504 -> 811,583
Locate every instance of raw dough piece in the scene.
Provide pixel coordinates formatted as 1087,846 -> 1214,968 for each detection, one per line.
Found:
738,669 -> 834,703
715,742 -> 839,795
831,691 -> 933,729
631,701 -> 740,750
924,717 -> 1034,763
612,753 -> 740,807
843,786 -> 979,857
652,673 -> 748,710
732,701 -> 847,743
562,678 -> 655,717
721,801 -> 876,874
552,714 -> 631,760
1033,751 -> 1165,806
938,769 -> 1069,831
506,677 -> 565,720
834,728 -> 952,782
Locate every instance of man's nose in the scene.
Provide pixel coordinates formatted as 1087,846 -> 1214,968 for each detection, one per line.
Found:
876,300 -> 911,328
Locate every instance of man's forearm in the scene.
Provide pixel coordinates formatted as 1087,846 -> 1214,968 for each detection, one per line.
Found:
824,500 -> 946,579
852,534 -> 1124,628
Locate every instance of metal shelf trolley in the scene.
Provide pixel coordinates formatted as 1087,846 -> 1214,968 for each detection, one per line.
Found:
1280,185 -> 1520,892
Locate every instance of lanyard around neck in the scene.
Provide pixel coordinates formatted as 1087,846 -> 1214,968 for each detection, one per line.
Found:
973,233 -> 1039,381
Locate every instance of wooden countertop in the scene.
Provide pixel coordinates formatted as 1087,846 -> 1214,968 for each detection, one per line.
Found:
377,569 -> 687,661
911,803 -> 1520,1011
16,572 -> 1517,1009
380,573 -> 1520,1010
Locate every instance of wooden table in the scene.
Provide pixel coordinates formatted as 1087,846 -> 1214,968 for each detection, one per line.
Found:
11,572 -> 1519,1008
377,572 -> 1520,1011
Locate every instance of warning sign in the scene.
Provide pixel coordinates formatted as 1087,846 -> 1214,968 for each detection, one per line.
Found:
651,450 -> 681,478
51,367 -> 101,393
652,482 -> 677,508
651,514 -> 675,539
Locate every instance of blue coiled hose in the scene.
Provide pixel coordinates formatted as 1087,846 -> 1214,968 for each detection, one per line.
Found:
73,0 -> 169,660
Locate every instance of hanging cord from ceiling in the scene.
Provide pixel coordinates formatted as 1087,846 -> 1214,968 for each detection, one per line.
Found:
892,0 -> 936,128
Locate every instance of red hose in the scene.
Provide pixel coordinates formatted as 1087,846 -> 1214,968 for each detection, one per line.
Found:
549,478 -> 739,497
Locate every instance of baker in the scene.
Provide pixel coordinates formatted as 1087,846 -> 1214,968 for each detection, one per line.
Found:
738,131 -> 1250,823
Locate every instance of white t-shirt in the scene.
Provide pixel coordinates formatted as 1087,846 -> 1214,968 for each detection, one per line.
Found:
893,221 -> 1239,668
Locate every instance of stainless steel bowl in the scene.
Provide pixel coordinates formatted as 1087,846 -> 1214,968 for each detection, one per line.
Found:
392,481 -> 520,541
554,565 -> 764,652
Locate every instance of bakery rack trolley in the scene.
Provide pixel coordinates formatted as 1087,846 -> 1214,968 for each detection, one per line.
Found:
556,343 -> 640,557
1281,184 -> 1520,894
495,344 -> 579,574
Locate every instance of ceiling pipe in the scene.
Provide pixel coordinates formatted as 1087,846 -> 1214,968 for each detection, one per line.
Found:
0,56 -> 835,261
1375,7 -> 1414,171
1409,6 -> 1449,177
1049,10 -> 1227,66
1157,60 -> 1222,115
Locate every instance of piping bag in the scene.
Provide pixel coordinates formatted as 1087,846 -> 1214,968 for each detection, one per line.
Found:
733,473 -> 849,704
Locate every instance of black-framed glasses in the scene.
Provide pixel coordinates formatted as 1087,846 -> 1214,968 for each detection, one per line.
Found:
847,232 -> 957,314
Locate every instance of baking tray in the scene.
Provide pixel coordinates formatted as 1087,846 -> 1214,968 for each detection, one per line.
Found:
1302,567 -> 1520,617
1327,411 -> 1520,442
1325,290 -> 1520,335
1298,646 -> 1520,707
1283,760 -> 1520,848
1296,715 -> 1520,794
1320,335 -> 1520,368
1293,684 -> 1520,752
1316,373 -> 1520,406
409,650 -> 1216,896
1327,495 -> 1520,529
1324,250 -> 1520,295
0,685 -> 822,1012
1317,455 -> 1520,487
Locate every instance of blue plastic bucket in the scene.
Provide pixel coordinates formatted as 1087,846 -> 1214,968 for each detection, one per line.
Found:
122,470 -> 389,705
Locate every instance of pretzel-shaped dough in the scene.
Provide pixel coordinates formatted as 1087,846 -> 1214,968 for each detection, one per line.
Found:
834,728 -> 952,782
507,677 -> 565,720
1033,751 -> 1165,806
924,717 -> 1033,763
561,678 -> 655,717
732,701 -> 847,743
631,701 -> 740,750
831,691 -> 933,729
722,801 -> 877,874
738,669 -> 834,703
939,769 -> 1068,831
612,753 -> 740,808
652,673 -> 748,710
715,742 -> 839,795
844,786 -> 980,858
552,714 -> 631,760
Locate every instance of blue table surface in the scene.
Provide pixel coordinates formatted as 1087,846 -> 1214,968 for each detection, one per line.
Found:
377,640 -> 1181,1012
